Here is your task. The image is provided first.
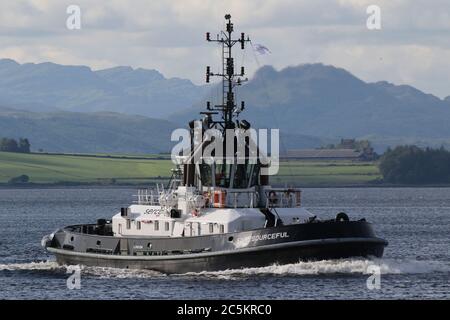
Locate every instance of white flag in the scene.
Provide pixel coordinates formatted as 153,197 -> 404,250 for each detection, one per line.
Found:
253,44 -> 271,55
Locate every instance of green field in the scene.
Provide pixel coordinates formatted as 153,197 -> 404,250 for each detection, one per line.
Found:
272,160 -> 381,186
0,152 -> 173,185
0,152 -> 381,186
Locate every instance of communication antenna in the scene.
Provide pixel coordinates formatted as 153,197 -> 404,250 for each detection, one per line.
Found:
204,14 -> 250,131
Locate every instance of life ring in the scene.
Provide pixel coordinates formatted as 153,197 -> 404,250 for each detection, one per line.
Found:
336,212 -> 349,222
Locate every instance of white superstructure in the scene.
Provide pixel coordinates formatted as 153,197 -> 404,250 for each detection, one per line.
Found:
112,178 -> 314,238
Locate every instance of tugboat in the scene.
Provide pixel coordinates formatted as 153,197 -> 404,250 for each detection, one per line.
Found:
42,15 -> 387,274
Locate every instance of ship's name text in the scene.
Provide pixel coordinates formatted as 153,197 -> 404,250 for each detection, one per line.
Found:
237,232 -> 289,244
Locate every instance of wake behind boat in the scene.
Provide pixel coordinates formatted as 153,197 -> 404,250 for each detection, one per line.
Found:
42,14 -> 387,274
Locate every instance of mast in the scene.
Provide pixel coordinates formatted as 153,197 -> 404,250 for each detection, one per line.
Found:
205,14 -> 250,132
182,14 -> 260,189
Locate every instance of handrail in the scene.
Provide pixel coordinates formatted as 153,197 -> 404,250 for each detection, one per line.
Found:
133,187 -> 301,209
226,189 -> 259,208
203,189 -> 259,209
265,188 -> 301,208
134,188 -> 160,205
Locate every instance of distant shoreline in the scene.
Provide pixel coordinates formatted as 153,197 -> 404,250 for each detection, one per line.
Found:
2,182 -> 450,189
2,151 -> 450,189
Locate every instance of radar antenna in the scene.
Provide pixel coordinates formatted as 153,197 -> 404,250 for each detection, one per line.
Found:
205,14 -> 250,131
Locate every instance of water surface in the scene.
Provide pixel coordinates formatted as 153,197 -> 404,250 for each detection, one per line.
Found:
0,187 -> 449,299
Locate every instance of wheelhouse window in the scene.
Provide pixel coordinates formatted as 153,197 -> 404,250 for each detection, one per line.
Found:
250,164 -> 260,187
136,221 -> 141,230
165,222 -> 170,231
220,224 -> 225,233
233,163 -> 248,188
154,220 -> 159,231
126,219 -> 131,229
199,163 -> 213,186
215,163 -> 232,188
209,223 -> 214,233
233,162 -> 260,189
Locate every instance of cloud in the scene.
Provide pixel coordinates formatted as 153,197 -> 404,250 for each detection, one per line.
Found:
0,0 -> 449,97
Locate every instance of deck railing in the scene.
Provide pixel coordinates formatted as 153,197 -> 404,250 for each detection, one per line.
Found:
203,188 -> 301,209
134,188 -> 161,205
264,188 -> 302,208
133,187 -> 301,209
224,190 -> 259,209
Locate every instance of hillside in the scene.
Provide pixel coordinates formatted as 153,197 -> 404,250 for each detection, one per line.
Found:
0,108 -> 178,153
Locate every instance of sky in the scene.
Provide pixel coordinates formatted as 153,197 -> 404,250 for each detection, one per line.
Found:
1,0 -> 450,98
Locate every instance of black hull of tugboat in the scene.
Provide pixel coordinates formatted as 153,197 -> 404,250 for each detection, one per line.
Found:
48,238 -> 386,274
45,221 -> 387,274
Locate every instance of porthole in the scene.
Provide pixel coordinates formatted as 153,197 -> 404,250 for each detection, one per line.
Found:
147,243 -> 152,249
70,236 -> 74,242
96,240 -> 101,246
228,236 -> 234,242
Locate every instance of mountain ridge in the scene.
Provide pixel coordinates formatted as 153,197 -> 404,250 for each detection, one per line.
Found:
1,58 -> 450,152
0,58 -> 207,118
174,63 -> 450,150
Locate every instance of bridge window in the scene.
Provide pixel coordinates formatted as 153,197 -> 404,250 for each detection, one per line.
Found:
215,163 -> 232,188
233,163 -> 260,189
199,163 -> 213,186
165,222 -> 170,231
126,219 -> 131,229
137,221 -> 141,230
154,220 -> 159,231
233,164 -> 248,188
209,223 -> 214,233
220,225 -> 225,233
250,164 -> 260,187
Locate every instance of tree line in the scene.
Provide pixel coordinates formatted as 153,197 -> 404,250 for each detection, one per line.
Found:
0,137 -> 31,153
379,145 -> 450,184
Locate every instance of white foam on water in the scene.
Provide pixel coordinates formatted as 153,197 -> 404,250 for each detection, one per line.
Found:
373,258 -> 450,274
81,266 -> 165,279
1,258 -> 448,279
0,261 -> 61,271
183,258 -> 450,279
0,261 -> 164,278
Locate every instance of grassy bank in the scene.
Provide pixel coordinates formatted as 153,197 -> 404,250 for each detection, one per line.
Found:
0,152 -> 173,185
0,152 -> 381,186
272,160 -> 381,186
